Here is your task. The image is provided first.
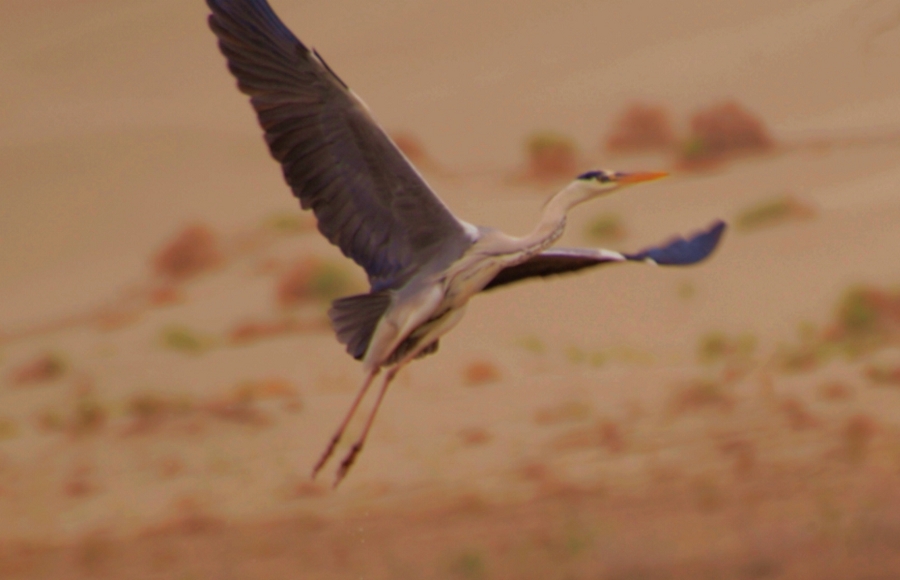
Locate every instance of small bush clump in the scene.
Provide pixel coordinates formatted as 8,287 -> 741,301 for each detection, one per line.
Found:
8,352 -> 66,386
160,325 -> 215,355
679,100 -> 774,167
276,257 -> 354,308
605,103 -> 677,153
152,224 -> 222,281
584,213 -> 626,242
735,195 -> 816,232
524,131 -> 579,181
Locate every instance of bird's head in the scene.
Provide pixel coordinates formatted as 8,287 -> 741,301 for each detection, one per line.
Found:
545,169 -> 669,213
575,169 -> 668,195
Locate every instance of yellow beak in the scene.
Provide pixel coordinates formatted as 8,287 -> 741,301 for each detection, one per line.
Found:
616,171 -> 668,184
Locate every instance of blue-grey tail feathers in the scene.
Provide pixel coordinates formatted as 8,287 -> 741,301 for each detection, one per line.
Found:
328,292 -> 391,360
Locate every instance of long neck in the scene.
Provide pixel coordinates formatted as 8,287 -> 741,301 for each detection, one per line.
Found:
516,180 -> 595,252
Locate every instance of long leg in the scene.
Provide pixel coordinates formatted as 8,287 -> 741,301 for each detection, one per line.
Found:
333,364 -> 402,488
311,366 -> 381,479
332,307 -> 468,486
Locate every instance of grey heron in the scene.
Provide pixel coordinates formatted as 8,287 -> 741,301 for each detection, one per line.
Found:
207,0 -> 726,486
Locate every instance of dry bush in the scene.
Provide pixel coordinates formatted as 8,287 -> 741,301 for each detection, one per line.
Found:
159,325 -> 214,355
228,316 -> 330,345
780,397 -> 819,431
516,335 -> 546,354
34,382 -> 107,436
598,420 -> 625,454
63,463 -> 97,498
7,352 -> 66,386
831,286 -> 900,350
844,414 -> 877,464
669,379 -> 735,415
584,213 -> 626,243
147,284 -> 182,306
262,211 -> 314,235
524,131 -> 579,181
776,286 -> 900,374
719,438 -> 756,478
72,394 -> 107,435
866,363 -> 900,386
462,360 -> 501,386
735,195 -> 816,232
124,391 -> 194,434
276,257 -> 353,308
152,224 -> 221,281
605,103 -> 677,153
458,427 -> 492,447
516,460 -> 551,482
678,100 -> 774,168
818,381 -> 854,401
697,331 -> 756,365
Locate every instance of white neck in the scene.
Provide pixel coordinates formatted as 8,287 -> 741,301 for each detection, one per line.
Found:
516,180 -> 600,252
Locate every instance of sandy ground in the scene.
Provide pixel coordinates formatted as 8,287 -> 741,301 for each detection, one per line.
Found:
2,0 -> 900,578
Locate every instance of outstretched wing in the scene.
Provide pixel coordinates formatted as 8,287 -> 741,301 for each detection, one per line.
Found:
207,0 -> 473,292
482,220 -> 726,292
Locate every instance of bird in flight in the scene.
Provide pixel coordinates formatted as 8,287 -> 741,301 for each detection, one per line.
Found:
207,0 -> 725,487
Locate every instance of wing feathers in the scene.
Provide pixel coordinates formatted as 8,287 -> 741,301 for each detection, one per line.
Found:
482,220 -> 726,292
207,0 -> 473,292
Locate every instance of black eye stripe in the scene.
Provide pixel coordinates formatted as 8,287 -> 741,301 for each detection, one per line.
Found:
577,170 -> 610,182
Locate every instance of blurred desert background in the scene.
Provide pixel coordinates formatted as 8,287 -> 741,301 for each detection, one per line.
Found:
2,0 -> 900,578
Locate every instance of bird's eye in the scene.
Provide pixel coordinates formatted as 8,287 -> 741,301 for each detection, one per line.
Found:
577,170 -> 610,182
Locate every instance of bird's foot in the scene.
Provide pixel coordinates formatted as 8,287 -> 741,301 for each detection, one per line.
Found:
333,442 -> 363,488
311,432 -> 342,480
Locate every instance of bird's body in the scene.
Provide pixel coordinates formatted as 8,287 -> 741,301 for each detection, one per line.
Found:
206,0 -> 726,486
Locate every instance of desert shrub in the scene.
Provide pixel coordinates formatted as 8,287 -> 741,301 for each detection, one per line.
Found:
525,131 -> 578,180
780,397 -> 819,430
825,286 -> 900,356
735,195 -> 816,232
463,360 -> 501,386
262,211 -> 313,234
516,335 -> 546,354
679,100 -> 774,167
697,331 -> 756,364
458,427 -> 492,447
160,325 -> 214,355
8,352 -> 66,386
669,379 -> 734,415
584,213 -> 626,242
152,224 -> 221,281
605,102 -> 676,152
276,257 -> 354,307
844,414 -> 877,464
866,364 -> 900,386
818,381 -> 854,401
